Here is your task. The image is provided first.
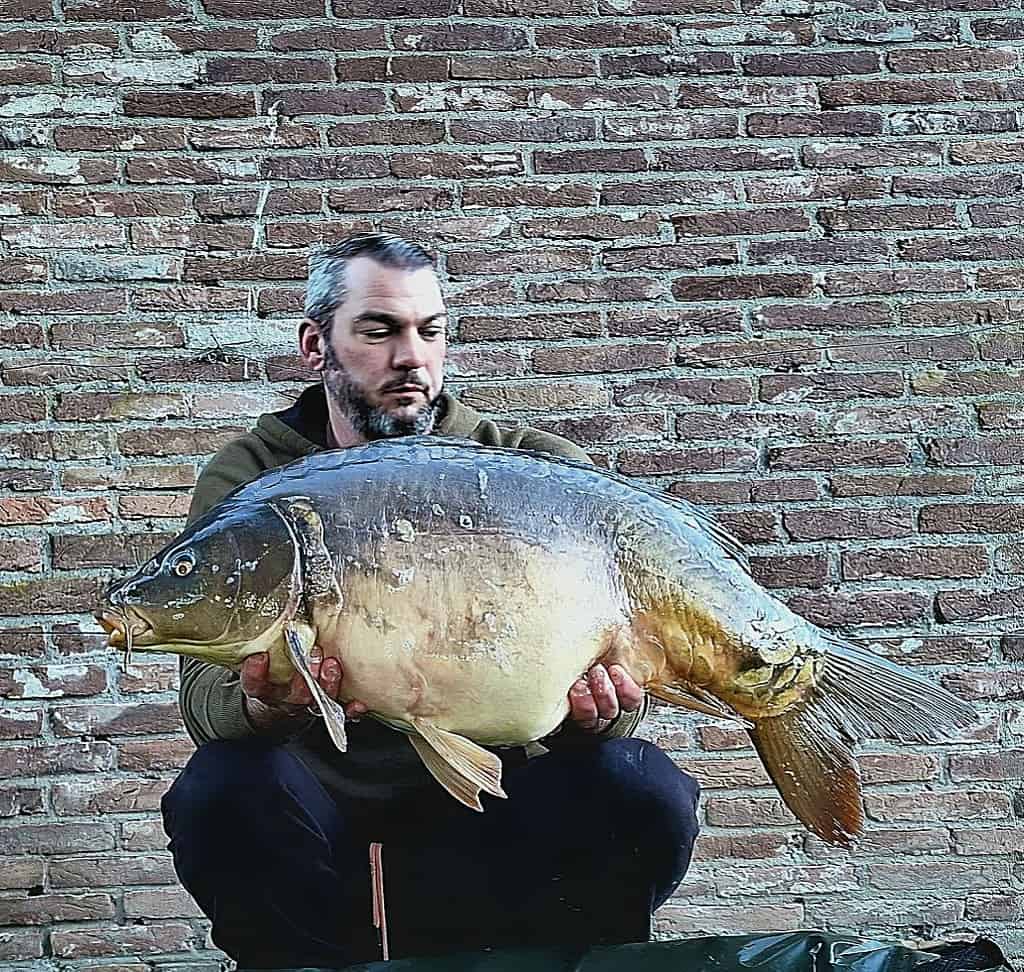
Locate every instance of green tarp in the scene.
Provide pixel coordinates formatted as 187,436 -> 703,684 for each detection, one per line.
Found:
244,930 -> 1012,972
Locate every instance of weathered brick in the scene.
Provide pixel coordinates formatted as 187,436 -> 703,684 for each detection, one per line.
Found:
50,702 -> 183,737
51,922 -> 193,959
953,826 -> 1024,856
761,372 -> 903,404
54,124 -> 187,152
0,892 -> 116,924
610,308 -> 742,338
747,110 -> 883,137
866,790 -> 1010,823
536,84 -> 672,111
124,887 -> 204,919
786,590 -> 931,627
784,508 -> 914,541
0,709 -> 43,739
847,544 -> 989,582
459,312 -> 602,342
53,777 -> 171,815
532,343 -> 670,374
519,213 -> 660,240
64,0 -> 188,18
819,79 -> 958,106
921,502 -> 1024,534
603,244 -> 738,271
0,786 -> 43,817
745,51 -> 880,76
527,277 -> 665,303
673,274 -> 813,301
0,664 -> 107,698
617,446 -> 758,476
0,496 -> 111,525
831,474 -> 974,498
750,553 -> 828,589
655,145 -> 795,172
657,903 -> 804,936
0,741 -> 115,777
615,377 -> 753,407
0,856 -> 44,891
745,173 -> 887,203
49,851 -> 177,888
803,141 -> 941,168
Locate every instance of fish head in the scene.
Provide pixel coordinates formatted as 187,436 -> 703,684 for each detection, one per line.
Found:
95,502 -> 298,667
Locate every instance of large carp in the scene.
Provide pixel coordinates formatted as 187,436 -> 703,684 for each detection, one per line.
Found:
96,437 -> 975,844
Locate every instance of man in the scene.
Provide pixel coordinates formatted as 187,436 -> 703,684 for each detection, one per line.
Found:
161,233 -> 701,969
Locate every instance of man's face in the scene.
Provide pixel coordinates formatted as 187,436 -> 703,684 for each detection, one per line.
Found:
306,257 -> 448,442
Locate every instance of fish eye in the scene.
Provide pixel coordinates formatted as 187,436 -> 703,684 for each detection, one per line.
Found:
170,552 -> 195,577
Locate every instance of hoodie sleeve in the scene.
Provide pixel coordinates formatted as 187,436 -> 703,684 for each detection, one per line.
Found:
178,440 -> 273,746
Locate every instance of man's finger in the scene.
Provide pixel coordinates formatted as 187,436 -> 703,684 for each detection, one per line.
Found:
239,653 -> 269,696
608,664 -> 644,712
570,677 -> 600,729
320,657 -> 342,699
588,665 -> 619,721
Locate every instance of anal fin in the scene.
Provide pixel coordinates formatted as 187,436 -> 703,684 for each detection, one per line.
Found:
749,705 -> 864,846
412,718 -> 507,805
284,623 -> 348,753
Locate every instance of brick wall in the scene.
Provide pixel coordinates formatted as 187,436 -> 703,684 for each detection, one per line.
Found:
0,1 -> 1022,968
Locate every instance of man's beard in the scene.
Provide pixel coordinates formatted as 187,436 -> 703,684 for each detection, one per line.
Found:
322,344 -> 442,441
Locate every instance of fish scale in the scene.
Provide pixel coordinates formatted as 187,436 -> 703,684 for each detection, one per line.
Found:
96,436 -> 977,844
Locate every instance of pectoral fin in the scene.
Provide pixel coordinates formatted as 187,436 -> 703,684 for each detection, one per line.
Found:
410,718 -> 507,809
284,623 -> 348,753
408,734 -> 485,812
648,682 -> 754,729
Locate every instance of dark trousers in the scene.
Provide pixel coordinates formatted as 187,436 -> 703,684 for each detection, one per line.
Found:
161,737 -> 700,969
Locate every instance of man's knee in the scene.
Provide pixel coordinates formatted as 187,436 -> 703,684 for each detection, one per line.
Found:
595,739 -> 699,815
161,739 -> 298,835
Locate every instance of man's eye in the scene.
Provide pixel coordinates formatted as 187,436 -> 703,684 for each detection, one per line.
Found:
421,328 -> 444,340
362,329 -> 390,340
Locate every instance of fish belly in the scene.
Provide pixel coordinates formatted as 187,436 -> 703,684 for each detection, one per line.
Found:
318,533 -> 628,746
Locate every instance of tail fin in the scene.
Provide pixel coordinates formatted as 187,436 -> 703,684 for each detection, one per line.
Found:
815,636 -> 978,743
749,638 -> 977,846
748,709 -> 863,845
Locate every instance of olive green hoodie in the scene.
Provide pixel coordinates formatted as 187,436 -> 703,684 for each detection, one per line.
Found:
180,384 -> 648,810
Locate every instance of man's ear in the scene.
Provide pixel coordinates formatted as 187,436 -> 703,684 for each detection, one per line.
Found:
299,319 -> 326,372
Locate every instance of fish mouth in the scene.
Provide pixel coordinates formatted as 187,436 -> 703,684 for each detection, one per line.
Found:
94,609 -> 154,649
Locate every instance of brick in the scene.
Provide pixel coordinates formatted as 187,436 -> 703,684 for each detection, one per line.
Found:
329,119 -> 445,149
655,145 -> 794,171
938,588 -> 1024,623
51,532 -> 172,570
912,368 -> 1022,397
745,173 -> 887,203
257,155 -> 387,182
606,116 -> 737,145
832,473 -> 974,499
750,554 -> 828,589
54,124 -> 187,151
603,244 -> 738,272
538,411 -> 666,446
677,81 -> 816,109
533,343 -> 670,374
749,111 -> 883,137
819,78 -> 958,106
536,84 -> 672,111
50,702 -> 183,737
118,737 -> 194,771
121,819 -> 168,851
124,90 -> 254,118
459,312 -> 602,342
52,322 -> 184,350
520,213 -> 661,240
55,253 -> 183,282
951,137 -> 1024,164
981,404 -> 1024,431
693,833 -> 792,861
610,308 -> 741,337
0,786 -> 43,817
0,892 -> 115,924
949,749 -> 1024,782
668,480 -> 751,505
807,826 -> 950,857
602,180 -> 737,207
615,377 -> 753,407
927,436 -> 1024,466
460,382 -> 610,412
130,25 -> 257,51
0,496 -> 111,525
449,248 -> 592,277
745,51 -> 880,76
824,269 -> 967,297
0,709 -> 43,739
844,545 -> 988,581
902,234 -> 1024,263
673,274 -> 813,301
678,338 -> 821,370
892,108 -> 1017,136
0,92 -> 118,117
784,508 -> 914,541
64,0 -> 189,18
889,45 -> 1019,73
0,60 -> 53,84
805,897 -> 962,928
0,190 -> 48,216
538,23 -> 674,48
394,24 -> 527,51
51,922 -> 193,959
0,0 -> 52,17
821,403 -> 969,433
0,664 -> 106,698
657,903 -> 804,936
458,117 -> 595,146
601,51 -> 734,78
0,856 -> 43,890
617,446 -> 758,476
0,628 -> 45,658
124,887 -> 204,919
858,753 -> 940,784
803,141 -> 941,168
867,861 -> 1008,891
953,826 -> 1024,856
49,852 -> 177,888
54,190 -> 190,218
0,393 -> 46,422
451,53 -> 592,81
966,895 -> 1020,922
64,57 -> 200,85
527,277 -> 666,302
821,19 -> 958,43
786,590 -> 931,627
0,155 -> 115,184
0,741 -> 115,777
678,407 -> 817,440
819,203 -> 957,232
2,223 -> 123,249
137,353 -> 254,383
53,777 -> 171,815
761,372 -> 902,405
894,172 -> 1021,198
674,208 -> 810,237
922,502 -> 1024,534
270,26 -> 384,50
127,157 -> 259,184
943,669 -> 1024,701
749,237 -> 890,266
535,149 -> 647,174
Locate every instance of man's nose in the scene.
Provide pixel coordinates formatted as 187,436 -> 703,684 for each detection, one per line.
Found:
391,331 -> 428,371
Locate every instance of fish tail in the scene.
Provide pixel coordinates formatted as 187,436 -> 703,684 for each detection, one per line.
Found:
749,636 -> 978,845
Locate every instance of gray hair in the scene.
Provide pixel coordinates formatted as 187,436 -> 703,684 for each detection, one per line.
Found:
304,232 -> 436,338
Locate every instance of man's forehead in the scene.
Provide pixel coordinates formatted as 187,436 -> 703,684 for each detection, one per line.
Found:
344,257 -> 442,303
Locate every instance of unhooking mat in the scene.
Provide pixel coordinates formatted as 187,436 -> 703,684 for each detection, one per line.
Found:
242,930 -> 1012,972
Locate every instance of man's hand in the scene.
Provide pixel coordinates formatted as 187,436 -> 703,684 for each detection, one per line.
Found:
568,664 -> 643,733
241,649 -> 368,729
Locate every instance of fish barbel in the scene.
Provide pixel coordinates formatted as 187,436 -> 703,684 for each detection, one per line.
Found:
95,437 -> 976,844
